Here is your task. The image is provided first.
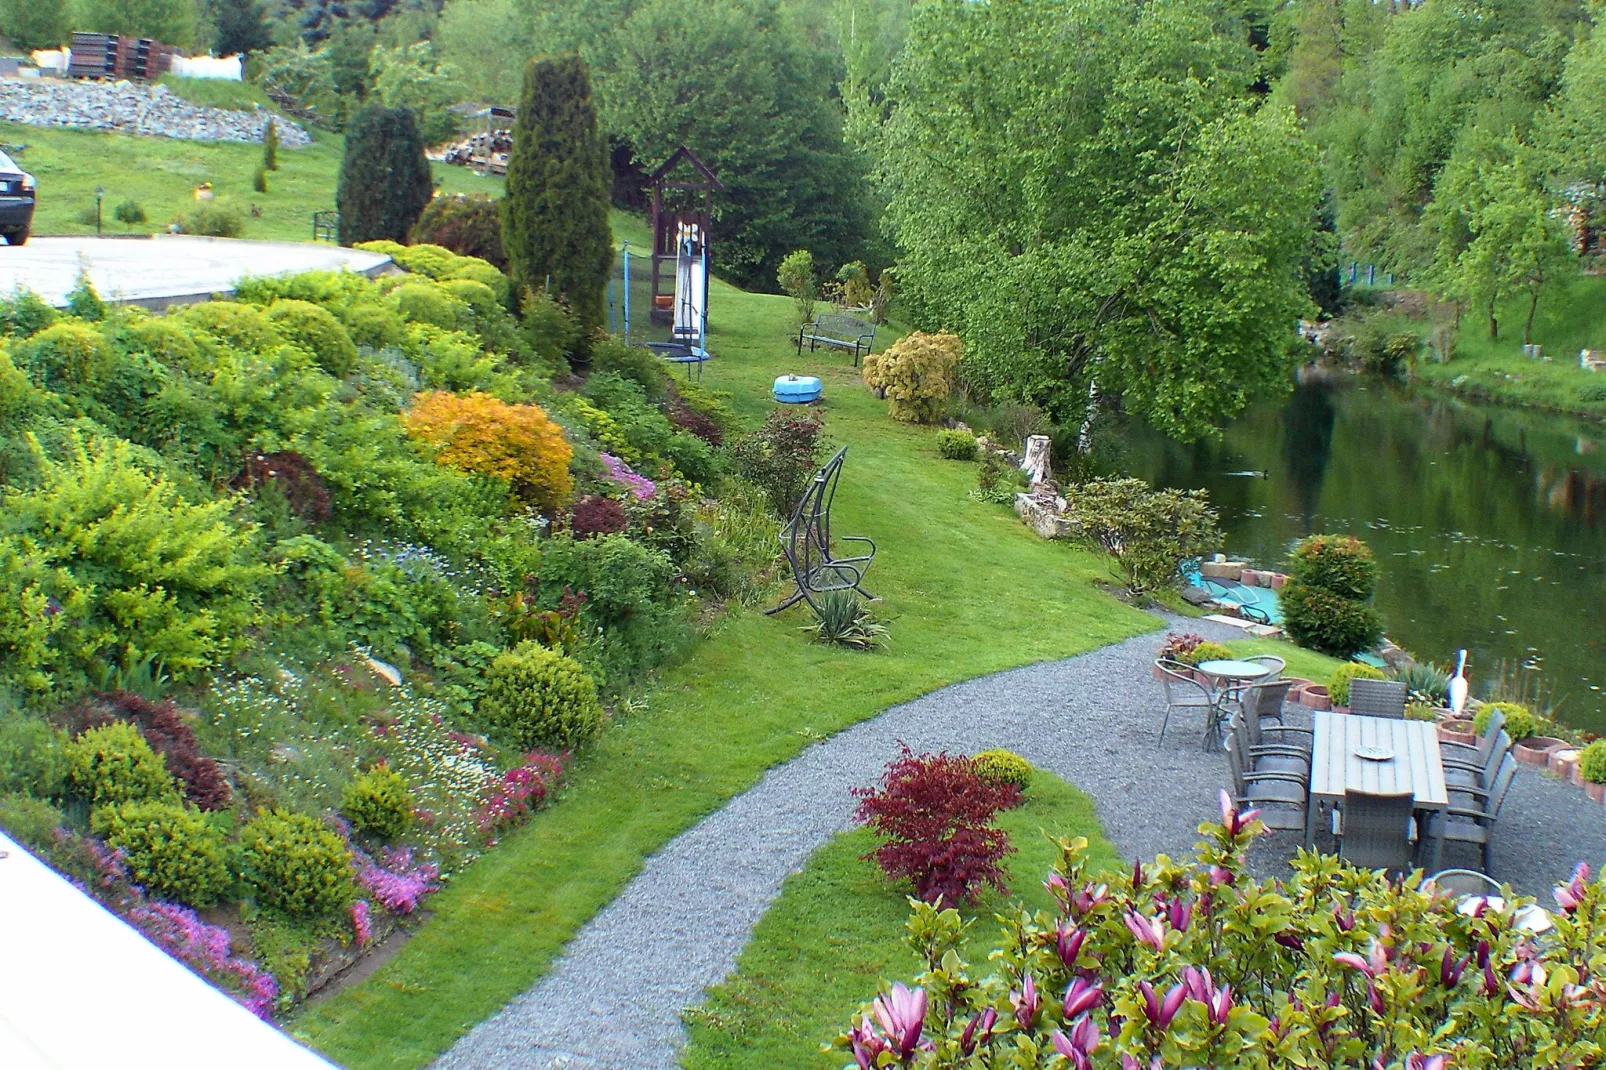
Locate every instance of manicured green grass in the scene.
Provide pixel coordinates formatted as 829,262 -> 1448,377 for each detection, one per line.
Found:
2,123 -> 501,242
156,74 -> 276,111
1223,638 -> 1343,687
1408,273 -> 1606,418
290,244 -> 1156,1068
681,770 -> 1123,1069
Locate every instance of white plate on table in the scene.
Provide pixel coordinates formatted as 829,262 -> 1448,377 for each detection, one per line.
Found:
1354,745 -> 1395,761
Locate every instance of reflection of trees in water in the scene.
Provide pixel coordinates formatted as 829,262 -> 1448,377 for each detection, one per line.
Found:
1280,382 -> 1335,523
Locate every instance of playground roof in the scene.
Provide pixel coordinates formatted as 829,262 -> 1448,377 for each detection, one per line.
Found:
646,146 -> 726,192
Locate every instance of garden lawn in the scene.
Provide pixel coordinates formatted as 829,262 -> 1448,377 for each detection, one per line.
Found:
291,248 -> 1156,1068
681,770 -> 1123,1070
1408,273 -> 1606,418
1223,638 -> 1342,686
3,123 -> 500,242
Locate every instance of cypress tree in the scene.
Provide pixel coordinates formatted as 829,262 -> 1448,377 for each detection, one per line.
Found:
337,103 -> 434,247
503,54 -> 612,343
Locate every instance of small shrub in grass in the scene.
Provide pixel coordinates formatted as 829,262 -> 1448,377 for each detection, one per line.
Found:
476,642 -> 604,750
852,744 -> 1020,905
1281,580 -> 1383,657
341,765 -> 415,841
179,203 -> 245,238
935,429 -> 977,460
113,199 -> 147,231
804,591 -> 889,651
1329,662 -> 1387,707
777,249 -> 817,327
1579,740 -> 1606,784
65,723 -> 177,808
972,451 -> 1022,504
1475,701 -> 1546,742
1177,640 -> 1233,667
727,408 -> 826,516
862,330 -> 961,424
91,799 -> 231,907
1062,478 -> 1220,594
971,749 -> 1032,791
239,809 -> 356,918
252,166 -> 268,193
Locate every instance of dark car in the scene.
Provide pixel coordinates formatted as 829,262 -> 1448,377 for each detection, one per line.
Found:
0,149 -> 35,246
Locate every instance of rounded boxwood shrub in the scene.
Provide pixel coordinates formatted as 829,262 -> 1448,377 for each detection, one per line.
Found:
1288,534 -> 1378,600
179,301 -> 282,354
1473,701 -> 1546,742
972,749 -> 1032,791
0,716 -> 68,798
936,429 -> 978,461
239,809 -> 356,918
17,321 -> 112,389
266,299 -> 359,377
64,723 -> 178,808
476,642 -> 604,750
1280,581 -> 1383,657
341,765 -> 415,841
1578,740 -> 1606,784
393,281 -> 468,330
91,799 -> 232,907
1328,662 -> 1387,707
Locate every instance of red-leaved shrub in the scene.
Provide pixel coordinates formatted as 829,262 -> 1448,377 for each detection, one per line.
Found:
232,450 -> 333,525
570,495 -> 627,540
668,394 -> 723,445
852,744 -> 1020,905
63,692 -> 233,811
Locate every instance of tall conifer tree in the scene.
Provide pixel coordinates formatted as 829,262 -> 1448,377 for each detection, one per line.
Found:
502,54 -> 612,343
337,104 -> 433,246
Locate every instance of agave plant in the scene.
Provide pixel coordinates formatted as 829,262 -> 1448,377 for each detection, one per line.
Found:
1391,661 -> 1450,707
804,590 -> 889,651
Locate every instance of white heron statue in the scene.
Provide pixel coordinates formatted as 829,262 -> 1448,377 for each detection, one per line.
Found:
1448,649 -> 1469,718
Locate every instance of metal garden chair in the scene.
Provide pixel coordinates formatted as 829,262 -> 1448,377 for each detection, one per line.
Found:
1428,868 -> 1502,898
765,446 -> 876,615
1332,789 -> 1417,872
1155,659 -> 1219,746
1224,733 -> 1309,833
1348,678 -> 1408,719
1423,753 -> 1518,873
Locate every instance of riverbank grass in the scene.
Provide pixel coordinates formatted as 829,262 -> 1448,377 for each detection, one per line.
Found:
289,255 -> 1155,1068
682,770 -> 1121,1070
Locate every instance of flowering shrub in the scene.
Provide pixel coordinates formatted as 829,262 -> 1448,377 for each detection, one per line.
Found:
239,809 -> 356,918
836,792 -> 1606,1069
354,845 -> 438,914
852,746 -> 1022,905
1157,633 -> 1204,662
600,451 -> 657,500
64,723 -> 178,808
1289,533 -> 1379,599
341,764 -> 416,841
1283,533 -> 1384,657
350,899 -> 374,947
477,751 -> 566,834
128,902 -> 280,1020
402,390 -> 573,511
862,331 -> 962,424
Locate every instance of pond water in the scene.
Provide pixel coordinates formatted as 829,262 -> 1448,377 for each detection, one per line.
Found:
1118,373 -> 1606,734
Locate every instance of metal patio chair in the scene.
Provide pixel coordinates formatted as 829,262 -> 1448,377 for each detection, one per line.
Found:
1428,868 -> 1502,898
1333,789 -> 1417,872
1155,659 -> 1218,745
1348,678 -> 1408,719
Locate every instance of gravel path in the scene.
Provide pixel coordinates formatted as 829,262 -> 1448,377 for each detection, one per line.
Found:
436,614 -> 1603,1070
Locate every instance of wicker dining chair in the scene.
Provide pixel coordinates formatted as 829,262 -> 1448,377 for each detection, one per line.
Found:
1423,753 -> 1518,873
1333,790 -> 1417,872
1348,679 -> 1408,719
1443,708 -> 1505,775
1445,730 -> 1511,792
1230,685 -> 1309,777
1224,734 -> 1309,833
1155,658 -> 1218,746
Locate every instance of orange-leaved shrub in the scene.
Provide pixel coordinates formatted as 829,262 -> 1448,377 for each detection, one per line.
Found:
402,390 -> 573,510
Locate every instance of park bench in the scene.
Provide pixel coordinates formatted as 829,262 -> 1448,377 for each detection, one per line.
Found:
797,312 -> 876,367
766,446 -> 877,615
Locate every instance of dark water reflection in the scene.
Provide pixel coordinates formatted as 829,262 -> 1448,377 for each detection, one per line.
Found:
1118,375 -> 1606,732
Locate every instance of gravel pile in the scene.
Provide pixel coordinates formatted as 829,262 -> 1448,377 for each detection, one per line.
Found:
0,78 -> 309,146
437,615 -> 1603,1069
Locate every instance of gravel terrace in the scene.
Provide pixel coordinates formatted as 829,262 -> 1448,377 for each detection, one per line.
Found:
436,614 -> 1603,1070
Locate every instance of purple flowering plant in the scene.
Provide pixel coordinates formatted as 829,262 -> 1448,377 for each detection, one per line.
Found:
600,452 -> 657,500
834,792 -> 1606,1068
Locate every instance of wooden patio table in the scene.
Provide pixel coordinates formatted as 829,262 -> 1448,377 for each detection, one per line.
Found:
1307,710 -> 1451,869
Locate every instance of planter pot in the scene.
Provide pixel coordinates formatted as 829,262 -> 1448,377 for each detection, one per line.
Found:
1549,748 -> 1581,781
1269,573 -> 1288,591
1438,720 -> 1478,747
1333,705 -> 1352,715
1587,781 -> 1606,804
1513,736 -> 1569,766
1153,663 -> 1168,681
1301,685 -> 1331,711
1281,678 -> 1312,705
1574,763 -> 1588,788
1431,707 -> 1458,724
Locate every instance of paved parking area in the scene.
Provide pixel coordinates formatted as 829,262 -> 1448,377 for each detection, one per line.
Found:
0,235 -> 393,308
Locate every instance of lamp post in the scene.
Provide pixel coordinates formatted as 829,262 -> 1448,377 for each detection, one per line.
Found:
95,186 -> 104,236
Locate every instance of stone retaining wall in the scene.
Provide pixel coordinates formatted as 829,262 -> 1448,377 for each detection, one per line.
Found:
0,78 -> 310,146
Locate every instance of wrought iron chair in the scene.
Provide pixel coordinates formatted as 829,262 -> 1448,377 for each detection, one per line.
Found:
1427,868 -> 1502,898
1348,678 -> 1408,719
1155,659 -> 1217,746
766,447 -> 876,615
1333,790 -> 1417,872
1423,753 -> 1518,873
1224,733 -> 1309,833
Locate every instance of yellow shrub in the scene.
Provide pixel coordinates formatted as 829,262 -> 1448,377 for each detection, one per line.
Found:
862,330 -> 961,423
403,391 -> 573,510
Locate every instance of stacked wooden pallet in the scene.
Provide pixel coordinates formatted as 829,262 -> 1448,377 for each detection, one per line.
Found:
65,32 -> 182,80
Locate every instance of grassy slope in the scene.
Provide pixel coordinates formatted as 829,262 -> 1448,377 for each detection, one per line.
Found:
290,244 -> 1155,1067
681,771 -> 1123,1069
2,122 -> 501,242
1407,273 -> 1606,418
1224,638 -> 1343,686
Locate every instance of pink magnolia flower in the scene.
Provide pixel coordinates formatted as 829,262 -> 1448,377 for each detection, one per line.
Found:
1062,976 -> 1102,1019
1555,862 -> 1590,913
958,1007 -> 996,1056
1011,971 -> 1041,1030
872,983 -> 927,1058
1138,980 -> 1186,1031
1055,923 -> 1088,969
1219,788 -> 1260,835
1124,909 -> 1166,952
1050,1013 -> 1101,1070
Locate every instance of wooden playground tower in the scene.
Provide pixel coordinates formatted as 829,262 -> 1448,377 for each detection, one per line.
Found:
646,146 -> 725,328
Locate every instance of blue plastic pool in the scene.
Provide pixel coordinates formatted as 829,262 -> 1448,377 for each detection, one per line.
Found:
773,375 -> 822,403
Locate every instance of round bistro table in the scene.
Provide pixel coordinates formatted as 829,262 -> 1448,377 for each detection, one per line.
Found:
1194,659 -> 1275,750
